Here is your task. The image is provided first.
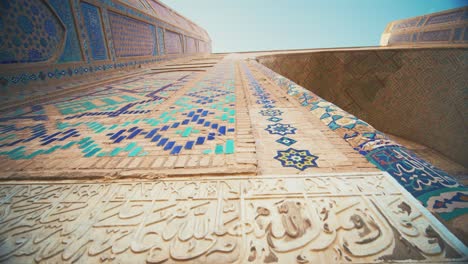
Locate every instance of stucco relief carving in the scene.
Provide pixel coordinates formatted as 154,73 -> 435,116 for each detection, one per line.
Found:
0,173 -> 466,263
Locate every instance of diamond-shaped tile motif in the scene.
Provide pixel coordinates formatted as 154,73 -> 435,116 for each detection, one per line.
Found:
267,116 -> 282,122
276,136 -> 297,146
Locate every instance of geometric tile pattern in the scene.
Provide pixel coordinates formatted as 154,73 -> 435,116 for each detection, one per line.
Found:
274,148 -> 318,170
108,12 -> 157,57
80,2 -> 108,61
0,71 -> 194,160
265,123 -> 296,136
258,48 -> 467,169
259,109 -> 283,116
148,0 -> 177,25
0,56 -> 257,177
267,116 -> 282,122
383,7 -> 468,46
48,0 -> 82,62
0,57 -> 165,105
157,27 -> 165,55
0,71 -> 188,156
165,30 -> 183,54
243,63 -> 319,171
119,0 -> 148,10
0,0 -> 65,63
0,0 -> 211,110
186,36 -> 197,53
276,136 -> 296,146
253,60 -> 467,222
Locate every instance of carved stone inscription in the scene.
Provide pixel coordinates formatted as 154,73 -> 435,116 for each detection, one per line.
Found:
0,173 -> 466,263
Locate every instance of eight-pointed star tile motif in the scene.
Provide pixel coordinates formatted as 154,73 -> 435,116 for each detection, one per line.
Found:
274,148 -> 318,171
265,123 -> 297,136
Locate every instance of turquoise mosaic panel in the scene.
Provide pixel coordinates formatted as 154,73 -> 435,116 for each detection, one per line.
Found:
48,0 -> 83,62
108,11 -> 157,57
0,71 -> 194,160
80,2 -> 108,61
0,62 -> 238,162
0,57 -> 240,165
0,0 -> 65,63
0,0 -> 211,99
100,8 -> 116,61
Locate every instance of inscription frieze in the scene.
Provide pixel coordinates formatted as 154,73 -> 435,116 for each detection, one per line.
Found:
0,173 -> 466,263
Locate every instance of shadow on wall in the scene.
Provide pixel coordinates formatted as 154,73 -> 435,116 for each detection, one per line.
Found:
257,48 -> 467,167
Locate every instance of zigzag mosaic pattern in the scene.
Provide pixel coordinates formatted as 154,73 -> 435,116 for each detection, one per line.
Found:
0,71 -> 191,159
0,58 -> 248,175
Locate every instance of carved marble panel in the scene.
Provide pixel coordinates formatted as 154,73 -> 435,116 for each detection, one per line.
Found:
0,173 -> 466,263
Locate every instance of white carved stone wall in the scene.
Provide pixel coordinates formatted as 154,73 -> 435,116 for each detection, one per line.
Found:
0,173 -> 466,263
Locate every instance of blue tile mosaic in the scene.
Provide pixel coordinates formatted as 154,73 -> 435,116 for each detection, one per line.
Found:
274,148 -> 318,171
48,0 -> 82,62
253,59 -> 468,221
267,117 -> 282,123
0,0 -> 65,64
276,136 -> 297,146
81,2 -> 108,61
260,109 -> 283,116
108,11 -> 157,57
265,123 -> 297,136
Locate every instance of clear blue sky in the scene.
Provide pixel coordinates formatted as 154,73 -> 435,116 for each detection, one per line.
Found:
161,0 -> 467,53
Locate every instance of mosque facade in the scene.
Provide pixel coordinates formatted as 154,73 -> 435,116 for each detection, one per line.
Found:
0,1 -> 467,263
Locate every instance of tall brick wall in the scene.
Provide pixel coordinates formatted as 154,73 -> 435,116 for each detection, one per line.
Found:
258,48 -> 467,167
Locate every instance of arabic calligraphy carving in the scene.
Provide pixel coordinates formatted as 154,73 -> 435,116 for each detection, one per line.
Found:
0,173 -> 465,263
